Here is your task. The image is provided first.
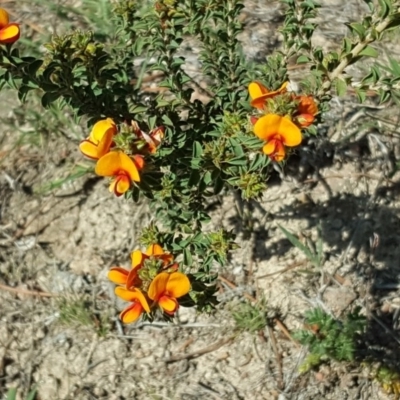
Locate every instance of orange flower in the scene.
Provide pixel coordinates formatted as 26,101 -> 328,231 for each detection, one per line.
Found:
0,9 -> 20,45
140,126 -> 165,154
248,81 -> 288,110
130,121 -> 164,154
79,118 -> 117,160
148,272 -> 190,315
294,96 -> 318,127
250,116 -> 259,125
108,244 -> 174,289
95,151 -> 142,196
114,287 -> 150,324
253,114 -> 302,162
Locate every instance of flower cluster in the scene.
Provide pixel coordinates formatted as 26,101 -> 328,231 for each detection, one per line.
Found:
108,244 -> 191,323
79,118 -> 164,196
248,81 -> 318,162
0,8 -> 20,45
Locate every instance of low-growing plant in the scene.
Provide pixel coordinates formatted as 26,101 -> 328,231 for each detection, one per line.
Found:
374,365 -> 400,396
6,386 -> 37,400
1,0 -> 400,327
58,296 -> 95,327
294,307 -> 366,373
232,299 -> 268,333
278,224 -> 325,268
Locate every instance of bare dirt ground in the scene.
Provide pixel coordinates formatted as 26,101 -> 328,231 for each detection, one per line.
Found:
1,0 -> 400,399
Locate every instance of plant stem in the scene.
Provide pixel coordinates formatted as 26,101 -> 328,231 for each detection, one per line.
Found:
318,14 -> 395,97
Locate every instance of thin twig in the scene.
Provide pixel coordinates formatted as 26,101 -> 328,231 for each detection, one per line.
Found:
218,276 -> 256,302
257,260 -> 307,279
274,318 -> 300,348
369,314 -> 400,346
164,336 -> 234,363
318,14 -> 395,97
0,283 -> 57,298
267,326 -> 284,390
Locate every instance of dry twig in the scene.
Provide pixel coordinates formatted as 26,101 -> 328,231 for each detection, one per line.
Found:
0,283 -> 57,297
164,336 -> 234,363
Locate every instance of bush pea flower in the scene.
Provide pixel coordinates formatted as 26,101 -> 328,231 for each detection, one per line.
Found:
253,114 -> 302,162
0,9 -> 20,45
114,287 -> 150,324
248,81 -> 288,110
95,151 -> 143,196
130,121 -> 165,155
148,272 -> 190,315
294,95 -> 318,127
108,244 -> 174,289
79,118 -> 117,160
139,126 -> 165,154
139,243 -> 174,267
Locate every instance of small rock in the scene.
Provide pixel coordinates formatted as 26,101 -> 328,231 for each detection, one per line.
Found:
323,286 -> 357,315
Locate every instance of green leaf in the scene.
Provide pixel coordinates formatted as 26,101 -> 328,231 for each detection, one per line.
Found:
342,37 -> 353,54
27,59 -> 43,76
188,169 -> 201,186
347,22 -> 366,39
249,153 -> 269,171
278,224 -> 319,266
26,386 -> 38,400
18,85 -> 33,102
355,88 -> 367,103
389,56 -> 400,77
227,157 -> 247,166
335,78 -> 347,97
41,92 -> 60,108
183,248 -> 193,267
358,45 -> 378,58
378,0 -> 391,19
162,114 -> 174,127
297,55 -> 310,64
130,105 -> 148,114
6,388 -> 17,400
192,141 -> 203,158
213,175 -> 224,195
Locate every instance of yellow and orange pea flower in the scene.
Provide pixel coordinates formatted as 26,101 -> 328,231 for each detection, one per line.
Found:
294,95 -> 318,128
95,151 -> 144,196
0,9 -> 20,45
132,122 -> 165,154
79,118 -> 117,160
253,114 -> 302,162
108,244 -> 174,289
114,287 -> 150,324
248,81 -> 288,110
148,272 -> 191,315
113,271 -> 190,323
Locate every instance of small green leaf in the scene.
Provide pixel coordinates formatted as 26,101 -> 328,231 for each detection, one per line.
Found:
41,92 -> 60,108
355,88 -> 367,103
378,0 -> 391,19
342,37 -> 353,54
192,141 -> 203,158
27,59 -> 43,76
389,56 -> 400,77
297,55 -> 310,64
358,45 -> 378,58
335,78 -> 347,97
6,388 -> 17,400
347,22 -> 366,39
213,175 -> 224,195
183,248 -> 193,267
130,105 -> 148,114
162,114 -> 174,127
278,224 -> 319,266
